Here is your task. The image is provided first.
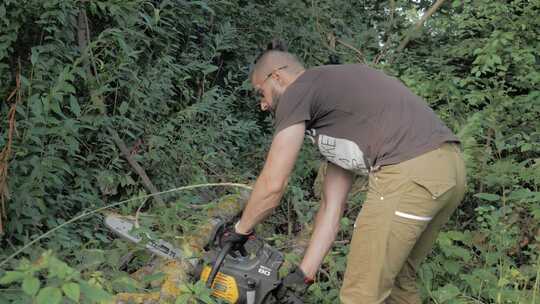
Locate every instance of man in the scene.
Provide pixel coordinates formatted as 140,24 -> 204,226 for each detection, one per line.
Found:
220,48 -> 466,304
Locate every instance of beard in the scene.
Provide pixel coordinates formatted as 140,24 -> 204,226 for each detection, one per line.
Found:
269,86 -> 283,114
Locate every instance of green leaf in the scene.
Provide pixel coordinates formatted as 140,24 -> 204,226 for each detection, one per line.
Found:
176,294 -> 192,304
202,64 -> 218,75
141,272 -> 166,284
119,101 -> 129,115
48,257 -> 71,279
36,287 -> 62,304
62,282 -> 80,302
22,276 -> 40,296
434,283 -> 460,302
340,217 -> 350,227
190,1 -> 215,15
69,95 -> 81,117
29,94 -> 42,117
531,206 -> 540,220
112,276 -> 141,292
474,193 -> 500,202
0,271 -> 25,284
49,98 -> 63,116
508,189 -> 539,202
79,281 -> 112,302
30,48 -> 40,65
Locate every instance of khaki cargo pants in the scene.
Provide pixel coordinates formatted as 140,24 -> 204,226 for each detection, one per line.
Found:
340,143 -> 466,304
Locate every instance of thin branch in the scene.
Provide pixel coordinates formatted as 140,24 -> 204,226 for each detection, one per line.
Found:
311,0 -> 330,51
373,0 -> 396,64
336,39 -> 365,63
0,64 -> 21,235
390,0 -> 447,63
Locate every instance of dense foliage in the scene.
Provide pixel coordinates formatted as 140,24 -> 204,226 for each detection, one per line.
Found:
1,0 -> 539,303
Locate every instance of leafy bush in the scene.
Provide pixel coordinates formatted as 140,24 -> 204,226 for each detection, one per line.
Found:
0,251 -> 112,304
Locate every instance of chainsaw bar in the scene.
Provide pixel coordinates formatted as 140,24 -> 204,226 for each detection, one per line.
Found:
104,214 -> 197,265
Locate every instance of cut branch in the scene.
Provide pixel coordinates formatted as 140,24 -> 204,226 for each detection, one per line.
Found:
76,8 -> 164,206
109,128 -> 164,205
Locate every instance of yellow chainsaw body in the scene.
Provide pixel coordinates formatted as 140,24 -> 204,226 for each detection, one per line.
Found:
200,265 -> 240,303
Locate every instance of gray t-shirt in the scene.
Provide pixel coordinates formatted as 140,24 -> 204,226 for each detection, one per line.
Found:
274,64 -> 459,174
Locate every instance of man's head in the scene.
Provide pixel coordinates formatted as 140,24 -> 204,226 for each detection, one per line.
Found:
250,50 -> 305,112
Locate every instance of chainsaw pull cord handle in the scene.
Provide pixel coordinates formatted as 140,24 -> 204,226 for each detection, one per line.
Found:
206,242 -> 233,288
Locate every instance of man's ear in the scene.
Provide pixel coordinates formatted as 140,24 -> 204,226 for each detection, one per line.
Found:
271,71 -> 286,87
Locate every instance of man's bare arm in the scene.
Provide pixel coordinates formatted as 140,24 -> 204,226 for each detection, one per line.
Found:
300,162 -> 354,278
236,122 -> 306,234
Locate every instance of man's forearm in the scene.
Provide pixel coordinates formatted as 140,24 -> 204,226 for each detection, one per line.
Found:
236,175 -> 285,234
299,163 -> 353,279
300,200 -> 344,278
236,123 -> 305,234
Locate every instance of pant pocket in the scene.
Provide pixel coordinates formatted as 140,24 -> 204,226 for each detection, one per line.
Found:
411,177 -> 456,200
393,178 -> 456,225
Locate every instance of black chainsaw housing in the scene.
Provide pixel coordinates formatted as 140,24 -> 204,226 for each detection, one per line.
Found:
198,238 -> 284,304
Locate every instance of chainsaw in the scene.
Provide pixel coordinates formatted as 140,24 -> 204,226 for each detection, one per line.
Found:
105,214 -> 299,304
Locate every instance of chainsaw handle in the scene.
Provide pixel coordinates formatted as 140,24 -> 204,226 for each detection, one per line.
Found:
206,242 -> 233,288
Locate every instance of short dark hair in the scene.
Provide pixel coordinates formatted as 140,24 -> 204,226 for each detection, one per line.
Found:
250,39 -> 304,82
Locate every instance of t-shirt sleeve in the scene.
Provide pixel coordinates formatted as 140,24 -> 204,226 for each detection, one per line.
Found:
274,83 -> 315,134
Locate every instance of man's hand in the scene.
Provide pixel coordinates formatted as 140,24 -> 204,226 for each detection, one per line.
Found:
218,223 -> 253,252
276,265 -> 314,303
